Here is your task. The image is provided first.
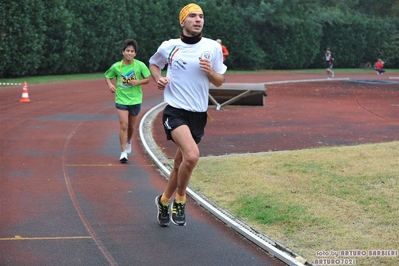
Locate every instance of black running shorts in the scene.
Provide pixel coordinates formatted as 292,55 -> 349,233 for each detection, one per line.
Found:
162,105 -> 207,144
115,103 -> 141,116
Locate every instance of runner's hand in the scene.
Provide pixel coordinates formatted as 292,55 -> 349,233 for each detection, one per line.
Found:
109,85 -> 116,93
199,57 -> 212,74
157,77 -> 170,90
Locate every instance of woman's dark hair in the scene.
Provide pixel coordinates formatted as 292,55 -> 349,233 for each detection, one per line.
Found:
122,39 -> 138,52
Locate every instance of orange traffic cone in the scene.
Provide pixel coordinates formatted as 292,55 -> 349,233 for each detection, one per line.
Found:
20,81 -> 31,103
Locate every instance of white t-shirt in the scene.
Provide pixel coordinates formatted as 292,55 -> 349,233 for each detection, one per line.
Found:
149,37 -> 227,112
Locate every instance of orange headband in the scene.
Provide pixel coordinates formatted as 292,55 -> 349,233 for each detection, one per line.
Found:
179,3 -> 203,24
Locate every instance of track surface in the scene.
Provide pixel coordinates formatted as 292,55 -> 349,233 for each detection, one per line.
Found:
1,72 -> 398,265
154,73 -> 399,158
1,78 -> 284,266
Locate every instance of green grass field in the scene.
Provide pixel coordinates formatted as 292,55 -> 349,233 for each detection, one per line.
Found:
191,142 -> 399,266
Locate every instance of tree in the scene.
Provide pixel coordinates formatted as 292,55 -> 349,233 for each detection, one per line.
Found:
1,0 -> 398,77
0,0 -> 46,77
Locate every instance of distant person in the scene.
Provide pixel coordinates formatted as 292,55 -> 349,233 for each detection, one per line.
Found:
325,47 -> 335,79
149,3 -> 226,227
374,59 -> 385,75
105,39 -> 151,163
216,39 -> 229,62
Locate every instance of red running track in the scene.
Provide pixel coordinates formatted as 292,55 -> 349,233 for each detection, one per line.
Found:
1,72 -> 398,265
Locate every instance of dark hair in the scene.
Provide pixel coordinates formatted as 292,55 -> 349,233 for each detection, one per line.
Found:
122,39 -> 138,52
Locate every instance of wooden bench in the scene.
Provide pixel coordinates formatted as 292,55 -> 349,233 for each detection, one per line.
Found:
209,83 -> 267,110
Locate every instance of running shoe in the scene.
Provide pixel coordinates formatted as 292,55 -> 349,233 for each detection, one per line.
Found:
119,151 -> 128,163
155,194 -> 170,227
126,141 -> 132,154
171,200 -> 186,226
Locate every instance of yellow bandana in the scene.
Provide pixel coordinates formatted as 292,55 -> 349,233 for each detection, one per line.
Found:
179,3 -> 203,24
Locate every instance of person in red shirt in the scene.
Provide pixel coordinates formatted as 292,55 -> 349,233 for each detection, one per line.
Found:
374,59 -> 385,75
216,39 -> 229,62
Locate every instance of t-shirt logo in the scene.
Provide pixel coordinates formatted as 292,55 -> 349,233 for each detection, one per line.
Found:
201,51 -> 213,61
120,71 -> 136,87
173,59 -> 187,70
